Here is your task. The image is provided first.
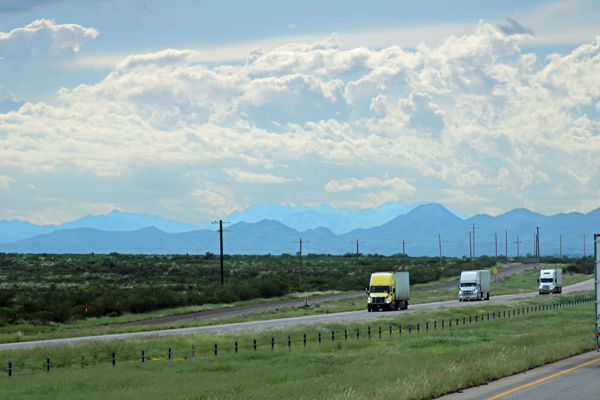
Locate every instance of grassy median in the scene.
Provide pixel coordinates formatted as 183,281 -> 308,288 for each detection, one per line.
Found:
0,292 -> 596,399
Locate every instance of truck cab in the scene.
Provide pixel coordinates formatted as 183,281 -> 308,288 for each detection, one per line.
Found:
538,269 -> 562,294
458,270 -> 491,301
367,272 -> 409,311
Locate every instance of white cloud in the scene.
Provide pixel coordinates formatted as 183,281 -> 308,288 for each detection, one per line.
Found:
441,189 -> 491,204
2,19 -> 600,222
189,185 -> 241,217
224,168 -> 292,183
324,177 -> 416,194
0,174 -> 13,189
0,19 -> 98,56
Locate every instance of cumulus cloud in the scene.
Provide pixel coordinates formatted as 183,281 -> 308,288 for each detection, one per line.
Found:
2,19 -> 600,221
225,168 -> 292,183
324,177 -> 416,194
0,19 -> 98,56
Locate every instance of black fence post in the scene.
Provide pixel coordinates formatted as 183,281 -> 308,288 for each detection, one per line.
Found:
254,339 -> 257,351
469,316 -> 472,324
112,351 -> 116,366
47,357 -> 50,373
417,323 -> 420,333
487,313 -> 489,320
368,326 -> 371,340
332,331 -> 335,341
442,320 -> 444,329
426,321 -> 429,331
235,341 -> 238,354
304,334 -> 307,347
357,328 -> 360,339
434,321 -> 437,331
379,326 -> 381,340
399,325 -> 402,335
389,326 -> 392,335
409,325 -> 411,334
449,319 -> 452,327
169,347 -> 172,361
271,337 -> 274,351
456,318 -> 459,325
463,317 -> 466,324
214,343 -> 218,357
345,330 -> 347,341
318,333 -> 321,345
288,336 -> 291,351
8,360 -> 11,378
475,315 -> 478,322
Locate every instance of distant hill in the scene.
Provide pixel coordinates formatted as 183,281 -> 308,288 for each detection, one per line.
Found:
0,203 -> 597,257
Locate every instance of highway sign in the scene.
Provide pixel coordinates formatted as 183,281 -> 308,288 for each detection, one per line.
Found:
493,269 -> 498,275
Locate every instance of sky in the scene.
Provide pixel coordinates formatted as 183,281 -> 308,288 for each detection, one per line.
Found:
0,0 -> 599,225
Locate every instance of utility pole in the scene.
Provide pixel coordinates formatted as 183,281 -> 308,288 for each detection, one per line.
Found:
472,223 -> 476,258
212,220 -> 230,285
351,239 -> 364,276
505,229 -> 508,258
465,231 -> 472,259
399,240 -> 410,271
536,227 -> 540,257
435,234 -> 445,270
533,232 -> 537,257
493,232 -> 498,258
293,238 -> 309,289
514,236 -> 521,259
559,234 -> 562,258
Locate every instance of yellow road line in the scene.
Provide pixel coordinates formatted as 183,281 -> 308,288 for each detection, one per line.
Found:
487,357 -> 600,400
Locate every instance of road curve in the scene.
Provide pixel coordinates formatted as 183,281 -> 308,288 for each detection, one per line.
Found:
435,350 -> 600,400
0,279 -> 592,351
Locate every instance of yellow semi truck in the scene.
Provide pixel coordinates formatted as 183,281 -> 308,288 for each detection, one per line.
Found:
366,271 -> 409,311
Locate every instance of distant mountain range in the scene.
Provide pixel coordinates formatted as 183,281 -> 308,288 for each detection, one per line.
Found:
0,202 -> 597,257
0,201 -> 465,243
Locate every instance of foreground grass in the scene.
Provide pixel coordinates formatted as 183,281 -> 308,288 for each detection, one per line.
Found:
0,292 -> 595,400
0,270 -> 592,345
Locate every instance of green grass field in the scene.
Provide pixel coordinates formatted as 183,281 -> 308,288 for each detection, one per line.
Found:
0,292 -> 595,399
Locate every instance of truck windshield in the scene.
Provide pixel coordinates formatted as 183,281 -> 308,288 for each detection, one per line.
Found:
460,282 -> 476,287
370,286 -> 390,293
540,278 -> 554,283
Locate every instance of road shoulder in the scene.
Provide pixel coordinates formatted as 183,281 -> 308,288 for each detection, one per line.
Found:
435,350 -> 600,400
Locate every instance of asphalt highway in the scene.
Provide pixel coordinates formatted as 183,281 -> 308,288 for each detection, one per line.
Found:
118,263 -> 543,326
0,278 -> 592,351
435,350 -> 600,400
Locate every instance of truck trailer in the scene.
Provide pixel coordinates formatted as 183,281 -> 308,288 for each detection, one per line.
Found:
538,269 -> 562,294
458,270 -> 491,301
366,272 -> 409,311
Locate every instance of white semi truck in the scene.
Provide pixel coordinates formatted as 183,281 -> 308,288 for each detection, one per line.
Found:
458,270 -> 491,301
366,271 -> 409,311
538,268 -> 562,294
